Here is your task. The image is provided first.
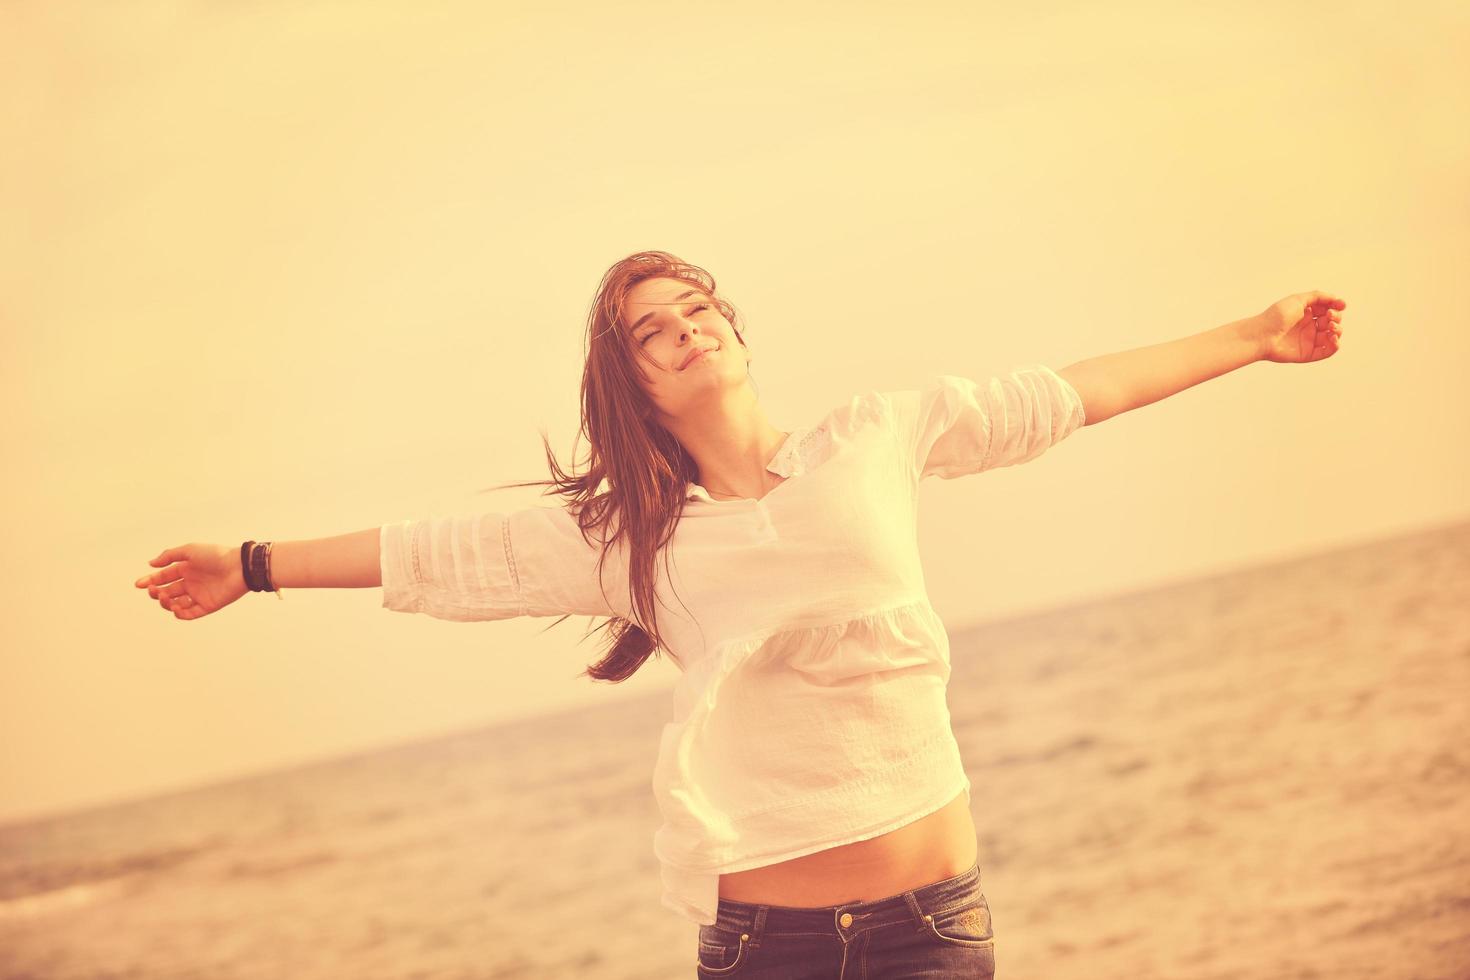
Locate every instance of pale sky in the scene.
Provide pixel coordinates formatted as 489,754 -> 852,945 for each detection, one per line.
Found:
2,1 -> 1466,826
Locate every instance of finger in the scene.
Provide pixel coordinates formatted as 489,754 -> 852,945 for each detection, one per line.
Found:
147,580 -> 183,599
148,548 -> 185,570
152,581 -> 188,601
143,568 -> 186,591
1309,291 -> 1346,312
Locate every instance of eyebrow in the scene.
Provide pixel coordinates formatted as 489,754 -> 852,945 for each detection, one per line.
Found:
630,290 -> 709,333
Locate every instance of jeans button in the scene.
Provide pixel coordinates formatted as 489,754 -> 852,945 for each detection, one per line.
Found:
839,912 -> 853,927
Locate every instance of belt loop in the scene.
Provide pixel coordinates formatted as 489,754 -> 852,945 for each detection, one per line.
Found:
902,890 -> 928,933
750,905 -> 768,948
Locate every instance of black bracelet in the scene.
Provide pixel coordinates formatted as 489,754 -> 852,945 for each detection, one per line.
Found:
251,542 -> 269,592
241,540 -> 259,591
240,540 -> 283,597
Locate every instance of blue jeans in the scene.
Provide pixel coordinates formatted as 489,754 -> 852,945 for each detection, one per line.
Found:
694,861 -> 996,979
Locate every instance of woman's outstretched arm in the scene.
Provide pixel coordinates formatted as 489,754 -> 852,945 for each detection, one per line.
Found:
270,529 -> 381,589
137,507 -> 625,624
1055,291 -> 1346,426
134,528 -> 382,620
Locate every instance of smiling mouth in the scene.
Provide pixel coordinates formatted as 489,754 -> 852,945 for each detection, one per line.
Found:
683,346 -> 719,369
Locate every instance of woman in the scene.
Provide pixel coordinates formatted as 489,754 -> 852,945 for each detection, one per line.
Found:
133,250 -> 1345,978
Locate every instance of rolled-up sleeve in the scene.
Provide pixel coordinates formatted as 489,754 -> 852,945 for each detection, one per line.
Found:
380,504 -> 623,622
884,364 -> 1086,481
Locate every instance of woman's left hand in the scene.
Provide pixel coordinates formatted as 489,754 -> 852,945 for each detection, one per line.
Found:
1255,290 -> 1347,364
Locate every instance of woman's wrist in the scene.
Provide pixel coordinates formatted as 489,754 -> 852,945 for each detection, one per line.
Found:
226,543 -> 249,593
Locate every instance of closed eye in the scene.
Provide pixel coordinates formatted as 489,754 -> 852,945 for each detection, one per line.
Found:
640,305 -> 710,346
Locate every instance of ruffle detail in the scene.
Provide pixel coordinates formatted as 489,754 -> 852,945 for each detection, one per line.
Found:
766,423 -> 829,479
685,423 -> 824,501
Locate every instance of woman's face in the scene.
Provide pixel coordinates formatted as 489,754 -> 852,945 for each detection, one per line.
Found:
622,277 -> 746,411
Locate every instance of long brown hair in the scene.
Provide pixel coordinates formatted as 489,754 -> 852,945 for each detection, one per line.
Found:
477,250 -> 753,683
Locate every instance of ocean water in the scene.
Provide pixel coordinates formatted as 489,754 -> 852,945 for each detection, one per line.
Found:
4,520 -> 1468,979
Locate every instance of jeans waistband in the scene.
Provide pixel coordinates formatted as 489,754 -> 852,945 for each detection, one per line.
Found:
707,861 -> 982,940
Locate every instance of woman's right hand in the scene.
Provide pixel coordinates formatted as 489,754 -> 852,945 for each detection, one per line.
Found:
134,544 -> 248,620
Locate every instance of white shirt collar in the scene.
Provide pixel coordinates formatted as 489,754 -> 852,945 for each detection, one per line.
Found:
685,426 -> 810,501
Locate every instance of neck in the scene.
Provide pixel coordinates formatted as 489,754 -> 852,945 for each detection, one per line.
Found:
662,385 -> 787,499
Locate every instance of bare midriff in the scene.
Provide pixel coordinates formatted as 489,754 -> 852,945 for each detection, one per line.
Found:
716,789 -> 978,907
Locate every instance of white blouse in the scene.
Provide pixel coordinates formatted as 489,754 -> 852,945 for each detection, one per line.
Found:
380,364 -> 1087,925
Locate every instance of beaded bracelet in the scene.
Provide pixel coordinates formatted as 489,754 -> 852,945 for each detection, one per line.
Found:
264,542 -> 283,600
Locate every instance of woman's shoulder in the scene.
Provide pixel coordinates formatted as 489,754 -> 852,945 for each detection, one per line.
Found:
816,387 -> 892,436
